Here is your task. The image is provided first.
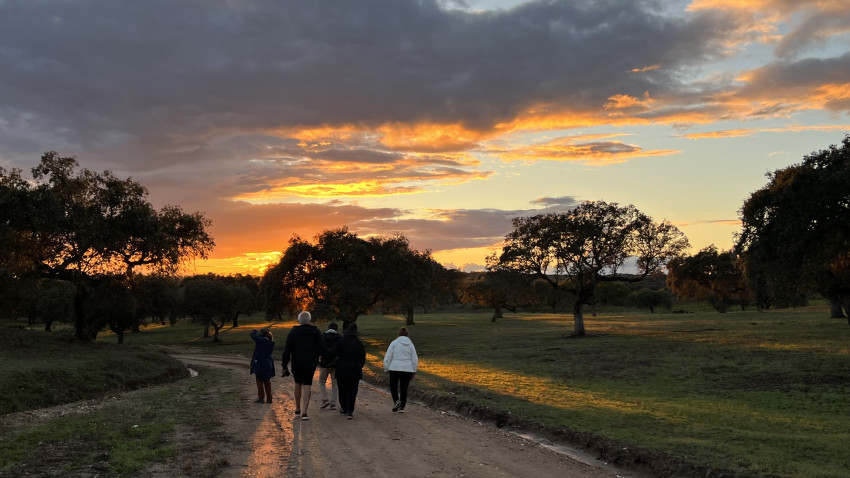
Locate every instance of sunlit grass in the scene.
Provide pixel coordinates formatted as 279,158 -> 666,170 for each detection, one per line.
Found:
354,306 -> 850,478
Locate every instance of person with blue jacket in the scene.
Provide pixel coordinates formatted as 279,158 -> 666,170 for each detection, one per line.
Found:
383,326 -> 418,413
249,327 -> 276,403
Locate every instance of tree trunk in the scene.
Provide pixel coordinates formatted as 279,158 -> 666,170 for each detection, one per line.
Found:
203,320 -> 210,338
572,301 -> 586,336
116,329 -> 124,344
211,318 -> 224,342
405,306 -> 415,326
839,294 -> 850,321
232,311 -> 240,327
828,296 -> 845,318
73,285 -> 89,341
44,318 -> 53,332
492,306 -> 503,322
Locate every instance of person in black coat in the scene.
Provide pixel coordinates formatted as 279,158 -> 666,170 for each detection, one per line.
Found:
281,310 -> 324,420
249,327 -> 275,403
330,323 -> 366,419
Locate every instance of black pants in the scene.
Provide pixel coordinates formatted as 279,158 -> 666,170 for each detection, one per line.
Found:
389,371 -> 413,408
337,377 -> 360,415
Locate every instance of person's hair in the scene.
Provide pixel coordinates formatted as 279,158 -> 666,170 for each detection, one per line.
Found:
398,326 -> 408,337
328,322 -> 338,331
297,310 -> 311,325
260,327 -> 273,340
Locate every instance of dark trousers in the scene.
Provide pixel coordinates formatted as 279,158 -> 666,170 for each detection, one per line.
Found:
337,377 -> 360,414
389,371 -> 413,408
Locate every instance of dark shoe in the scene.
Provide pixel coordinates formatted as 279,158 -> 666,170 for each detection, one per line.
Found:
294,410 -> 301,418
255,397 -> 265,403
266,398 -> 273,403
329,403 -> 336,410
347,414 -> 353,419
320,400 -> 330,409
301,414 -> 309,420
398,408 -> 405,413
392,400 -> 400,412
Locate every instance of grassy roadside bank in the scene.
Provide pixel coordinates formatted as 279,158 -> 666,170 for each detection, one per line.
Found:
2,306 -> 849,477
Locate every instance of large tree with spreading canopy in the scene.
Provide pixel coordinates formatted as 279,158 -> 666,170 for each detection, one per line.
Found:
737,135 -> 850,319
260,228 -> 447,328
492,200 -> 689,336
0,152 -> 215,340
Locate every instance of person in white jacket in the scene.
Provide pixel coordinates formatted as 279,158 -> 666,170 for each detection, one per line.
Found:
383,326 -> 418,413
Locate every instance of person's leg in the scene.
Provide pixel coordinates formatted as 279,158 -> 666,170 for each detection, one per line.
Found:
349,379 -> 360,415
293,382 -> 302,414
302,385 -> 312,414
337,379 -> 349,413
255,377 -> 265,401
389,371 -> 400,404
340,378 -> 354,416
399,372 -> 412,409
263,380 -> 272,403
318,367 -> 330,404
330,368 -> 338,409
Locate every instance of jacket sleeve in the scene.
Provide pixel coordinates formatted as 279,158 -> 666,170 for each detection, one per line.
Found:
358,341 -> 367,367
383,342 -> 394,371
281,328 -> 294,367
411,343 -> 419,372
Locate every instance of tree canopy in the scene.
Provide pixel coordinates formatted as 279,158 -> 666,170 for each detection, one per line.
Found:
260,228 -> 449,328
666,245 -> 752,313
0,152 -> 214,340
492,200 -> 689,335
736,135 -> 850,319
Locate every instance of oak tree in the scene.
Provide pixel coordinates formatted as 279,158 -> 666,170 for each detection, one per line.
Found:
492,200 -> 689,335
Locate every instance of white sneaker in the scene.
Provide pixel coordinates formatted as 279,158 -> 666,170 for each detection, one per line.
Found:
392,401 -> 401,412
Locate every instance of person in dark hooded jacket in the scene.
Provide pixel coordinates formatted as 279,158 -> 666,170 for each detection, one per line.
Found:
249,327 -> 275,403
281,310 -> 324,420
329,323 -> 366,419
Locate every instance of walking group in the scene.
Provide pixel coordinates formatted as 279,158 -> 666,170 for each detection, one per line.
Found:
248,310 -> 418,420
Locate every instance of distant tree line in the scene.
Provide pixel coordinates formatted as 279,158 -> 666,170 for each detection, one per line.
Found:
3,135 -> 849,339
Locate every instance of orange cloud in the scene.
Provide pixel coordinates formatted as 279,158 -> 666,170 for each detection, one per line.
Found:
489,136 -> 680,165
680,124 -> 850,139
377,123 -> 490,152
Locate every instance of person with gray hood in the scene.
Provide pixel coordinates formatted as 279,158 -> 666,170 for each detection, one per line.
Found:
383,326 -> 418,413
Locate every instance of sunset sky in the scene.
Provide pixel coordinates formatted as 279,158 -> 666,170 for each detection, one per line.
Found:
1,0 -> 849,275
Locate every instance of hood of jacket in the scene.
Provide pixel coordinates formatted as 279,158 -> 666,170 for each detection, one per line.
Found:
394,336 -> 413,347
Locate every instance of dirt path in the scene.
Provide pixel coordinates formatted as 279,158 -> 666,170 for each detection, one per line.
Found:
169,352 -> 635,478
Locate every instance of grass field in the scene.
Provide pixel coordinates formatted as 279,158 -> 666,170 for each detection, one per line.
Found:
3,305 -> 850,477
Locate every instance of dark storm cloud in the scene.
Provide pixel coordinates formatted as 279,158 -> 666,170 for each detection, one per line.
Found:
0,0 -> 743,171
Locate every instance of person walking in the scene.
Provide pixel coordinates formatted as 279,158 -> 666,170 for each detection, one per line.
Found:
383,326 -> 418,413
281,310 -> 324,420
330,323 -> 366,419
249,327 -> 276,403
317,322 -> 341,410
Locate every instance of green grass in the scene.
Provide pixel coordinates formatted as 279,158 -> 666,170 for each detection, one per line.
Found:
351,307 -> 850,478
0,326 -> 189,414
3,306 -> 850,477
0,366 -> 236,476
